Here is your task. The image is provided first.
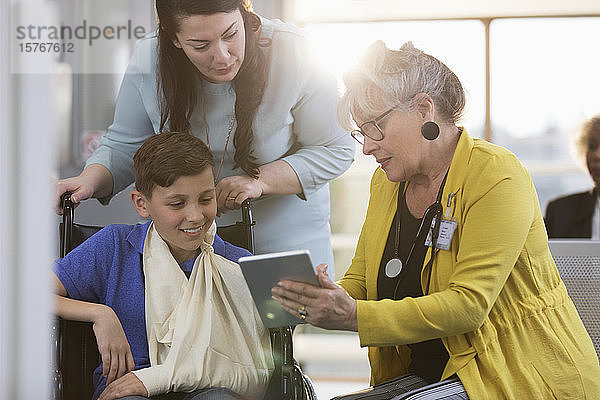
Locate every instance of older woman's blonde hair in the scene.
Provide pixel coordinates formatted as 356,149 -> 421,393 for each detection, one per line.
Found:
573,115 -> 600,165
338,41 -> 465,130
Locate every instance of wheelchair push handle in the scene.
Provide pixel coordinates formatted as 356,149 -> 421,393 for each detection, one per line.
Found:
60,192 -> 75,258
240,199 -> 255,226
61,192 -> 75,210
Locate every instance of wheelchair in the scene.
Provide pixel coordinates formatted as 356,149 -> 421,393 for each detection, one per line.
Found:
51,194 -> 316,400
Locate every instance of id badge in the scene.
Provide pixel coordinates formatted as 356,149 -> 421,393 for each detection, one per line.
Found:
425,217 -> 457,250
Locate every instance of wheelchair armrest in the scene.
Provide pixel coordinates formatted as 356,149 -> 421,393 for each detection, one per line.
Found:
53,317 -> 100,400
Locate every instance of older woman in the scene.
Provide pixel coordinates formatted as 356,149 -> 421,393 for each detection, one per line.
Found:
545,115 -> 600,238
272,41 -> 600,399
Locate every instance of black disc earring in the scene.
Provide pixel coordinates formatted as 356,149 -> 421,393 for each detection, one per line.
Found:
421,121 -> 440,140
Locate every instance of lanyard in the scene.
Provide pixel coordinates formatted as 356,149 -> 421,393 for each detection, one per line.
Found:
392,169 -> 449,298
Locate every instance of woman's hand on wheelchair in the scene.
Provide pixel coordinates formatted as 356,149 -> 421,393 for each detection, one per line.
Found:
98,372 -> 148,400
55,164 -> 114,214
215,174 -> 263,215
93,305 -> 135,386
55,175 -> 95,214
272,264 -> 358,332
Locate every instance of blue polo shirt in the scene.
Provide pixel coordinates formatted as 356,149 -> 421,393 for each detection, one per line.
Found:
53,220 -> 251,400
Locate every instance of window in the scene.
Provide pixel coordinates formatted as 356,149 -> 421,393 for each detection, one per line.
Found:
490,17 -> 600,210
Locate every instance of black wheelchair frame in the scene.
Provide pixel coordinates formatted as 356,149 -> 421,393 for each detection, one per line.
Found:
51,194 -> 316,400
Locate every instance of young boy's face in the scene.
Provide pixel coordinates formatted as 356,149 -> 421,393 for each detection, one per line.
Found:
132,168 -> 217,263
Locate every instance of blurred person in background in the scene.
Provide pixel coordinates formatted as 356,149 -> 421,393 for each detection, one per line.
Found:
272,41 -> 600,399
545,115 -> 600,239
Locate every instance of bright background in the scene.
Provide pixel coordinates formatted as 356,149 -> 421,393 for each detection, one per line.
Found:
2,1 -> 599,398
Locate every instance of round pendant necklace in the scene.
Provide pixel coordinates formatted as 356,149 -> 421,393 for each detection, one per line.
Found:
215,107 -> 236,180
203,97 -> 236,180
385,257 -> 403,278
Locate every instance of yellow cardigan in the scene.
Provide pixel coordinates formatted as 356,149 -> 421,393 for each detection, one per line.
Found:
339,130 -> 600,399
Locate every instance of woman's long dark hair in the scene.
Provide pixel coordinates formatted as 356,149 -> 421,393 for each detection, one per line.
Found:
156,0 -> 267,178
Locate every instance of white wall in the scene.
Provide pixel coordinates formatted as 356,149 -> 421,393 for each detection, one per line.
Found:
0,0 -> 56,398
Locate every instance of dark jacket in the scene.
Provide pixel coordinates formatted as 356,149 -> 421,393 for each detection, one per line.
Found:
544,188 -> 597,238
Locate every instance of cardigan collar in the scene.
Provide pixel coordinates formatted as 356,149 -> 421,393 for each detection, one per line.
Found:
442,128 -> 474,211
127,221 -> 151,254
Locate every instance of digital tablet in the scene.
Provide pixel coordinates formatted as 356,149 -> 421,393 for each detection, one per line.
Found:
239,250 -> 319,328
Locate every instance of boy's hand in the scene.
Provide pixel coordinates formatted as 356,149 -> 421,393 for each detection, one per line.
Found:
216,174 -> 264,215
98,372 -> 148,400
93,305 -> 135,386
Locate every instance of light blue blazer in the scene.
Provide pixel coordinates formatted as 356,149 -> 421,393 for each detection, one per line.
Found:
86,17 -> 355,271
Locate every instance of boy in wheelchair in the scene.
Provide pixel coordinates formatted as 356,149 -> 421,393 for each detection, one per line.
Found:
53,132 -> 274,400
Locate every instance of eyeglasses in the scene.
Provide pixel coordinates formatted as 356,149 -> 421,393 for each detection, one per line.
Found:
351,106 -> 398,145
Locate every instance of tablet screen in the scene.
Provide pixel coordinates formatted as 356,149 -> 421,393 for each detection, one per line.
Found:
239,250 -> 318,328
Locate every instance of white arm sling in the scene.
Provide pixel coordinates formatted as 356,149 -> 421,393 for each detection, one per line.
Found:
133,222 -> 273,398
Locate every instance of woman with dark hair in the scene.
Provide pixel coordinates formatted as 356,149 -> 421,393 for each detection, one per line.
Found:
56,0 -> 354,270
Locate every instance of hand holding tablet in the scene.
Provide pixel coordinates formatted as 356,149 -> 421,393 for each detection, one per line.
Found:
239,250 -> 319,328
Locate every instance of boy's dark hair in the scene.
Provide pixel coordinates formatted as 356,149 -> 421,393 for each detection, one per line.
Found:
134,132 -> 215,198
